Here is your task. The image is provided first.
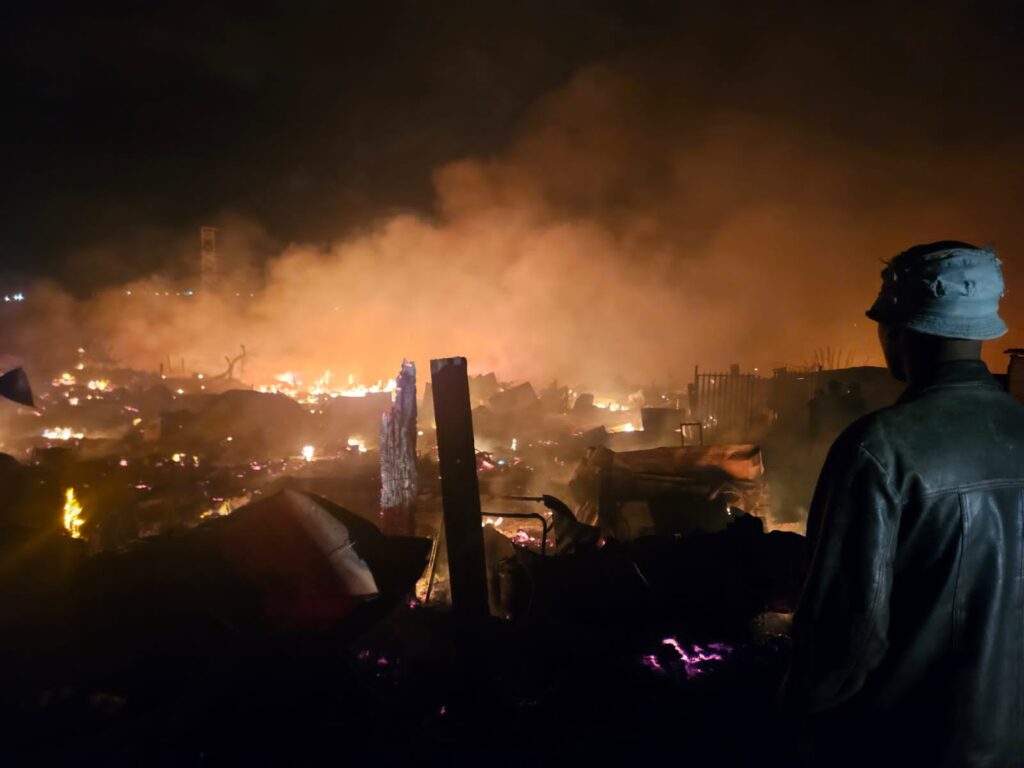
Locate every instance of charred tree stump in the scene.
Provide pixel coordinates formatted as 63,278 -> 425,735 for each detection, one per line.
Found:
380,360 -> 417,536
430,357 -> 489,625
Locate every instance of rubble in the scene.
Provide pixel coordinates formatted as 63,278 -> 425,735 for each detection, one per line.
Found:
0,355 -> 895,765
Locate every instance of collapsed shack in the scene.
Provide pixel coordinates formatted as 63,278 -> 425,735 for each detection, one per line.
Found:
472,443 -> 803,633
569,443 -> 770,539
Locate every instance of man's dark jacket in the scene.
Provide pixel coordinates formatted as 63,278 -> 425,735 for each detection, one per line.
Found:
783,360 -> 1024,767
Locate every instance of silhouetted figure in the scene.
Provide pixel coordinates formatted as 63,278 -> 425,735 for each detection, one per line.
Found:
822,379 -> 845,435
782,241 -> 1024,767
840,381 -> 866,422
807,388 -> 825,441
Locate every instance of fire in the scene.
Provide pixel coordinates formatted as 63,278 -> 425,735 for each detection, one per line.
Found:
63,487 -> 85,539
607,422 -> 639,434
337,374 -> 397,399
86,379 -> 111,391
43,426 -> 85,440
347,437 -> 368,453
301,445 -> 315,462
259,371 -> 397,405
198,494 -> 252,520
53,372 -> 76,387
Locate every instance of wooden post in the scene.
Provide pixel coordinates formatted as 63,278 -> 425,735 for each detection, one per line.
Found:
430,357 -> 489,625
380,360 -> 418,535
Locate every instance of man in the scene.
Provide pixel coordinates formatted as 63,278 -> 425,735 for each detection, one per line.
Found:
782,242 -> 1024,767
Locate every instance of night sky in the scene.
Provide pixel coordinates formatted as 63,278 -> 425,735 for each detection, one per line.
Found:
5,1 -> 1024,293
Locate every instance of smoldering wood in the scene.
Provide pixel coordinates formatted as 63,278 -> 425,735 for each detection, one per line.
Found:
380,360 -> 418,536
430,356 -> 489,626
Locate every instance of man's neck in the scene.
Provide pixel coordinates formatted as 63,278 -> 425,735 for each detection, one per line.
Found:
903,336 -> 984,391
905,354 -> 984,391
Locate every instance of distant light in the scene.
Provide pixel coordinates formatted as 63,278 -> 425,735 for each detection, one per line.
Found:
125,289 -> 133,296
301,445 -> 315,462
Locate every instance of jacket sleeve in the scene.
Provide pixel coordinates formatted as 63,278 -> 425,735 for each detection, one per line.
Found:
781,435 -> 901,715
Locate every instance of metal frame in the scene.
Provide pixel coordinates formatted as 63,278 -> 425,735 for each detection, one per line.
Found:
679,421 -> 704,446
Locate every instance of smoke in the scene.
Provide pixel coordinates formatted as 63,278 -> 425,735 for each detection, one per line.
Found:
7,56 -> 1024,387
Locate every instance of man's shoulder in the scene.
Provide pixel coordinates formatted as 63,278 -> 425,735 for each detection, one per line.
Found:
830,385 -> 1024,483
829,406 -> 899,457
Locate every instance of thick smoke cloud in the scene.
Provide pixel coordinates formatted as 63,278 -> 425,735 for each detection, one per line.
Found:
7,41 -> 1024,387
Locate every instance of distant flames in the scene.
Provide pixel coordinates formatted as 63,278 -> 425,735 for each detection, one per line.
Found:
260,370 -> 397,405
43,426 -> 85,441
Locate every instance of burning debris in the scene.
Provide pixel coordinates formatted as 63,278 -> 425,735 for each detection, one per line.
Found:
62,487 -> 85,539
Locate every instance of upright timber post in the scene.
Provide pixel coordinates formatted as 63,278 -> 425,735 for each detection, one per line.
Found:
380,360 -> 418,536
430,357 -> 489,626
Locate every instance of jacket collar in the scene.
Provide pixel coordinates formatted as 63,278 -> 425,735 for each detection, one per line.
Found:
901,359 -> 996,400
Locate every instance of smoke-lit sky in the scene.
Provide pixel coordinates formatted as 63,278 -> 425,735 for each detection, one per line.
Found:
3,1 -> 1024,382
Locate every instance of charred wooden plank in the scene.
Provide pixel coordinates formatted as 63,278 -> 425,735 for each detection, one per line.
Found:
430,357 -> 488,625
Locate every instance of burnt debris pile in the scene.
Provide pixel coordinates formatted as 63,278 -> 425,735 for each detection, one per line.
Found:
0,356 -> 898,765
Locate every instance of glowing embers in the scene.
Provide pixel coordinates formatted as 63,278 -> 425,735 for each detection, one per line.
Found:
63,487 -> 85,539
642,637 -> 734,679
43,426 -> 85,441
199,494 -> 252,520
